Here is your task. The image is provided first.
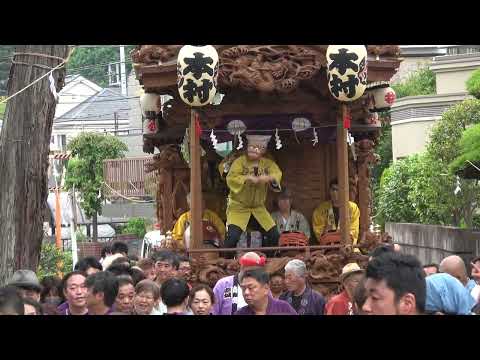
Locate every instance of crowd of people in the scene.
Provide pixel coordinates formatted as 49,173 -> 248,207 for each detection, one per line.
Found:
1,240 -> 480,316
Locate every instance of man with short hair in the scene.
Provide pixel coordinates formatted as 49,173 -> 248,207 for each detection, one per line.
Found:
423,263 -> 439,277
312,178 -> 360,250
368,244 -> 394,262
173,193 -> 226,249
439,255 -> 476,292
0,286 -> 24,315
177,255 -> 192,280
114,276 -> 136,314
75,256 -> 102,276
326,263 -> 364,315
57,271 -> 89,315
161,278 -> 191,315
137,258 -> 157,281
102,242 -> 129,270
235,268 -> 296,315
85,271 -> 119,315
8,270 -> 42,303
363,252 -> 426,315
152,250 -> 179,286
112,241 -> 129,257
280,259 -> 325,315
213,251 -> 267,315
150,250 -> 179,314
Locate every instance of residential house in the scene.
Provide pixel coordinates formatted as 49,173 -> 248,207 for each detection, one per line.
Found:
390,46 -> 480,161
50,75 -> 103,152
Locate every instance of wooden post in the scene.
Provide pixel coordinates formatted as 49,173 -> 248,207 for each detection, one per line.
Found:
337,104 -> 351,245
55,188 -> 62,249
189,110 -> 203,250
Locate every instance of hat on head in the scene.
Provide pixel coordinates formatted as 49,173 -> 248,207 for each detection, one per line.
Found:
339,263 -> 364,283
239,252 -> 266,267
426,273 -> 476,315
8,270 -> 42,292
246,135 -> 271,149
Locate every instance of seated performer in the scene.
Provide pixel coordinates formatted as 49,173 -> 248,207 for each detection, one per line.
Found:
271,189 -> 311,240
172,193 -> 226,250
312,179 -> 360,249
224,135 -> 282,251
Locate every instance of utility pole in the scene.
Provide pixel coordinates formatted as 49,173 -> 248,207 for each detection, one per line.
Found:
114,111 -> 118,136
120,45 -> 127,96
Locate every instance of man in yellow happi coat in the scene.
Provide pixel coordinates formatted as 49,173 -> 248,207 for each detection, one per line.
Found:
224,135 -> 282,249
172,193 -> 226,250
312,179 -> 360,250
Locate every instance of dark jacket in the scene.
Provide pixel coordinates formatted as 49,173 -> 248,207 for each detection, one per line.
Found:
280,286 -> 325,315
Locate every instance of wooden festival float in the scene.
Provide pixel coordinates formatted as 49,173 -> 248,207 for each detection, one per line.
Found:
131,45 -> 400,297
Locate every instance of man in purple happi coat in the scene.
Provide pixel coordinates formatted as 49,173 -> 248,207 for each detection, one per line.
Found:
213,251 -> 267,315
235,268 -> 297,315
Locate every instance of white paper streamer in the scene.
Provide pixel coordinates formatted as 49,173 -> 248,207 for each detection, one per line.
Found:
275,128 -> 282,150
210,129 -> 220,150
49,72 -> 59,103
454,176 -> 461,195
312,127 -> 318,147
347,131 -> 357,160
236,133 -> 243,150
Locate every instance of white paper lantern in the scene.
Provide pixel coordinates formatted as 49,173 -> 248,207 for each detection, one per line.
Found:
143,118 -> 157,135
326,45 -> 367,102
367,83 -> 396,112
227,120 -> 247,135
140,93 -> 160,118
292,117 -> 311,132
177,45 -> 219,107
373,86 -> 396,112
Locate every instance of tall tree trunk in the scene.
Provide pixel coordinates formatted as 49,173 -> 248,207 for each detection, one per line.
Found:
92,212 -> 98,242
0,45 -> 70,285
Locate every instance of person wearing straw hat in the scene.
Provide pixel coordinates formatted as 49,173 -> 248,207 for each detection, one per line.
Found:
224,134 -> 282,251
325,263 -> 364,315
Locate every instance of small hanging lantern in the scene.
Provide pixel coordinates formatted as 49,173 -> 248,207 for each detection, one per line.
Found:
227,120 -> 247,135
326,45 -> 367,102
367,112 -> 380,126
140,93 -> 161,135
367,82 -> 396,112
140,93 -> 161,118
177,45 -> 219,107
292,117 -> 311,132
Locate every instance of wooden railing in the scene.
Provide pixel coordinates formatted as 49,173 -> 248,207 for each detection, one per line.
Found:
103,156 -> 158,198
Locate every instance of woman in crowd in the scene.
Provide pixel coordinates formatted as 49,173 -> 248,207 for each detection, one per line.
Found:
189,284 -> 215,315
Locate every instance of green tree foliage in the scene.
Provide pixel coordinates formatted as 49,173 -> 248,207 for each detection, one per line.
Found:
466,68 -> 480,99
65,133 -> 128,218
121,218 -> 148,239
67,46 -> 135,87
449,123 -> 480,173
0,45 -> 15,96
37,243 -> 73,279
376,98 -> 480,228
427,99 -> 480,163
375,156 -> 418,227
372,67 -> 437,218
391,66 -> 436,98
0,101 -> 6,118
